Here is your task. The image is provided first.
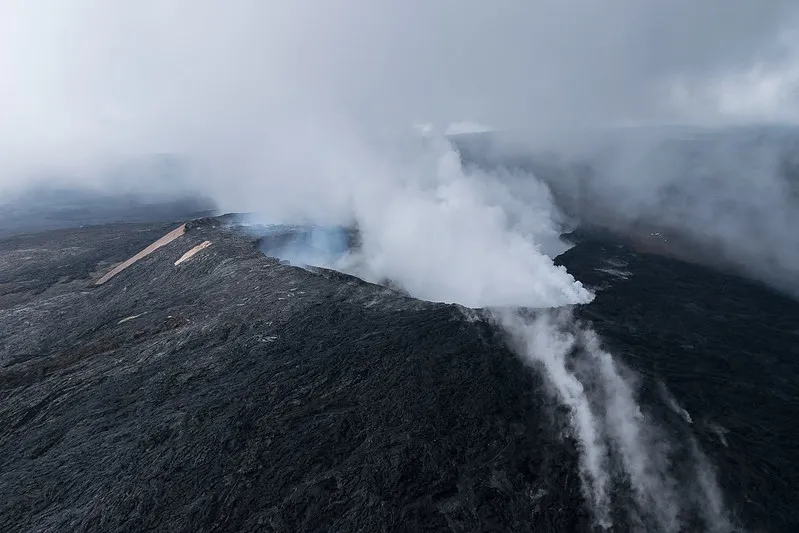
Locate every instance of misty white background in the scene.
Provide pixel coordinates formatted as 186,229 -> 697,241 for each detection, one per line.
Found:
3,0 -> 799,194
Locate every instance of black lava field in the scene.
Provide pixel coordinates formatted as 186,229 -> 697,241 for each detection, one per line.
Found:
1,206 -> 797,532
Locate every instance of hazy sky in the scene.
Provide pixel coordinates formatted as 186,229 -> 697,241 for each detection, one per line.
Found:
3,1 -> 799,180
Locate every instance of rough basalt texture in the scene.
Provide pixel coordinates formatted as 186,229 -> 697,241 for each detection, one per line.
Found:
0,219 -> 588,533
2,217 -> 798,532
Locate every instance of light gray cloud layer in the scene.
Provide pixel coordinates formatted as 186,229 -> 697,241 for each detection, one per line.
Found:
3,0 -> 799,190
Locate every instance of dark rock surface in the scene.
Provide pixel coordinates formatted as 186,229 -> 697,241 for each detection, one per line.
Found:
558,231 -> 799,533
0,218 -> 588,532
2,216 -> 798,532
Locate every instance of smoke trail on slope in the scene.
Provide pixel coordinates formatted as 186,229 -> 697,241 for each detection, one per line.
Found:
494,308 -> 735,532
688,436 -> 733,533
499,309 -> 613,528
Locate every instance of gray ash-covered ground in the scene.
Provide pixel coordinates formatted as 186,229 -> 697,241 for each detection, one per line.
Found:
1,214 -> 798,532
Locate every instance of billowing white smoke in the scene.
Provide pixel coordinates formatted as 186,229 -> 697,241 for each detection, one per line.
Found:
243,127 -> 590,308
337,134 -> 590,308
